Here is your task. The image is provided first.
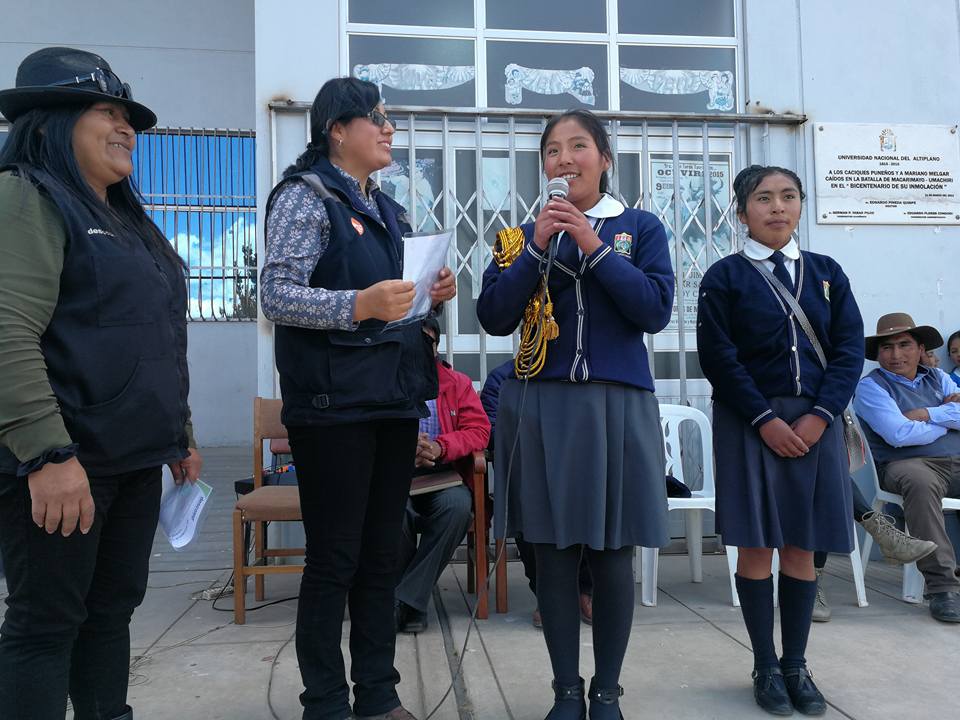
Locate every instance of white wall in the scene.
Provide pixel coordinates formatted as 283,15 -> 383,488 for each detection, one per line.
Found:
746,0 -> 960,363
254,0 -> 343,398
187,323 -> 257,446
0,0 -> 255,128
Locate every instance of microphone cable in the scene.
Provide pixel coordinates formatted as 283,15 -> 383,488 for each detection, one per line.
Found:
423,215 -> 560,720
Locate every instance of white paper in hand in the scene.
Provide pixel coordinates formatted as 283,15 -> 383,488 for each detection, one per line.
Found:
159,465 -> 213,550
388,230 -> 453,327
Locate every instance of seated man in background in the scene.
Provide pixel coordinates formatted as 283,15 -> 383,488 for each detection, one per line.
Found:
395,316 -> 491,633
854,313 -> 960,623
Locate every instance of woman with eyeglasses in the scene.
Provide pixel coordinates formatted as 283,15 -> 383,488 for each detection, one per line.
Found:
260,77 -> 455,720
0,47 -> 201,720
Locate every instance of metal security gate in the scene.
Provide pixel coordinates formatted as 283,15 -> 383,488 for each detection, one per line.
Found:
268,103 -> 804,411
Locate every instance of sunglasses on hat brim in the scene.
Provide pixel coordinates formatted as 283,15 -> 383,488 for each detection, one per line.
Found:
48,67 -> 133,101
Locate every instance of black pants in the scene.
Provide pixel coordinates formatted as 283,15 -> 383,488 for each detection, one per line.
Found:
814,477 -> 872,569
397,483 -> 473,612
288,419 -> 418,720
516,535 -> 593,596
0,467 -> 161,720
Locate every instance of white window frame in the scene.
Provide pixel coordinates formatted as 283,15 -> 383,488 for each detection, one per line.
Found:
339,0 -> 743,113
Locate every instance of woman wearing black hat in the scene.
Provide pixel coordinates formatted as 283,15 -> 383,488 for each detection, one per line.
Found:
260,76 -> 455,720
0,47 -> 200,720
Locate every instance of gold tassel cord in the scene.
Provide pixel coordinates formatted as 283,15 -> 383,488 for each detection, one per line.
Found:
493,227 -> 559,378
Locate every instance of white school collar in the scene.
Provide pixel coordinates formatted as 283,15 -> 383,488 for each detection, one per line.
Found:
582,193 -> 625,219
743,237 -> 800,261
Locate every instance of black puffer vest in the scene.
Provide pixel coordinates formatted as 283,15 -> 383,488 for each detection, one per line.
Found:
0,165 -> 189,476
265,158 -> 437,427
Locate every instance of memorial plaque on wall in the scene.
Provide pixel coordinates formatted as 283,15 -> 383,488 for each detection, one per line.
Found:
814,122 -> 960,224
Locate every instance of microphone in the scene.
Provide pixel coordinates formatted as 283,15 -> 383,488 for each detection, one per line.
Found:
546,176 -> 569,200
544,177 -> 569,276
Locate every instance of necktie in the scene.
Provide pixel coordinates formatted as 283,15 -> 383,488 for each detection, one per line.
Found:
770,250 -> 795,295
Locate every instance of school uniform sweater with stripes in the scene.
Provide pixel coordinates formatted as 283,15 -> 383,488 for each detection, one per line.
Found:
477,196 -> 674,392
696,249 -> 864,427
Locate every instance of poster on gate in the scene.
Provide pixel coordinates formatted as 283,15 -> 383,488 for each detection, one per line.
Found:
648,154 -> 733,335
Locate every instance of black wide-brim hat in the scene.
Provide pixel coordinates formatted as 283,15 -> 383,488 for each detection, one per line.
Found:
0,47 -> 156,131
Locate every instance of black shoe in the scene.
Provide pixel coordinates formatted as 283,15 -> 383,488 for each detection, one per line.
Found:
395,602 -> 428,633
752,667 -> 793,716
587,677 -> 624,719
545,677 -> 586,720
927,591 -> 960,623
782,667 -> 826,716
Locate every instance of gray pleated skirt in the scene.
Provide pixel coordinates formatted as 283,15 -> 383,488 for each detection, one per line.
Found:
714,396 -> 854,553
493,379 -> 669,550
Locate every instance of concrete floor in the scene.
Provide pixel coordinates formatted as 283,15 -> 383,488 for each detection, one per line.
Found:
1,446 -> 955,720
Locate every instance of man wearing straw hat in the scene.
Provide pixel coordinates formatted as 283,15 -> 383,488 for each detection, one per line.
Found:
854,312 -> 960,623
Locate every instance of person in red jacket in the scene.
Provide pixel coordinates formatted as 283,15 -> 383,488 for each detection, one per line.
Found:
395,316 -> 491,632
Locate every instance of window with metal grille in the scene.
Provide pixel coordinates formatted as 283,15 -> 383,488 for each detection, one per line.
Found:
0,123 -> 256,321
134,128 -> 257,321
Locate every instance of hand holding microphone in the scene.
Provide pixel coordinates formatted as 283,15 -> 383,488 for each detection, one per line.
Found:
532,177 -> 569,251
533,177 -> 602,258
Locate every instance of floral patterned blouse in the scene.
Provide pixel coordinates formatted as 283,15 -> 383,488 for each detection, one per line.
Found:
260,164 -> 383,330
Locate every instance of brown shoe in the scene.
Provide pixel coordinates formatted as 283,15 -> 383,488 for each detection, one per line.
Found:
532,607 -> 543,628
579,593 -> 593,625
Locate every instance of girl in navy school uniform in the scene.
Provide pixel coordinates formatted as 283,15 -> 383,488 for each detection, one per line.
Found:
478,109 -> 674,720
697,165 -> 864,717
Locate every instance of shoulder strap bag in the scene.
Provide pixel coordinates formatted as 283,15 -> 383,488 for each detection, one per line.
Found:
740,252 -> 866,472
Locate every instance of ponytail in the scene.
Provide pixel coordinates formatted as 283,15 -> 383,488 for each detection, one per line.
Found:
281,77 -> 381,179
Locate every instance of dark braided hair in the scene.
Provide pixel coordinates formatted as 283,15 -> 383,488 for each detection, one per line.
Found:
732,164 -> 806,214
282,77 -> 381,179
540,109 -> 614,194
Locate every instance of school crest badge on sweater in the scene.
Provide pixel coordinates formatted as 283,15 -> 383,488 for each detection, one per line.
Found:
613,232 -> 633,256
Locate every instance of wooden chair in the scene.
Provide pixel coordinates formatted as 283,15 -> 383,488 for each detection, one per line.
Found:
232,400 -> 505,623
457,451 -> 508,619
232,397 -> 303,624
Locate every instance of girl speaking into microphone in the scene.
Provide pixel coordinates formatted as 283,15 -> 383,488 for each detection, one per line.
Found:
477,109 -> 674,720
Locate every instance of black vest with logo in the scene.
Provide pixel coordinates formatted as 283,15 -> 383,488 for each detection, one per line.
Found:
0,165 -> 189,476
265,157 -> 437,427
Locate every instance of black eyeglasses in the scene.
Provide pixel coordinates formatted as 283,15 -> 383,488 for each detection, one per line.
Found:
366,109 -> 397,131
48,67 -> 132,100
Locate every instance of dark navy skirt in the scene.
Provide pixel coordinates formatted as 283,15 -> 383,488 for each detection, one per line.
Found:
493,379 -> 669,551
714,396 -> 854,553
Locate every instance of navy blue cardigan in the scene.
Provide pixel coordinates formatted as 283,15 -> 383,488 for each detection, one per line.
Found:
696,251 -> 864,427
476,207 -> 674,391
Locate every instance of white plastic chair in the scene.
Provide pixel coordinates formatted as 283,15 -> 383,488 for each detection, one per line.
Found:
640,404 -> 868,609
638,404 -> 738,606
855,414 -> 960,603
725,532 -> 867,608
